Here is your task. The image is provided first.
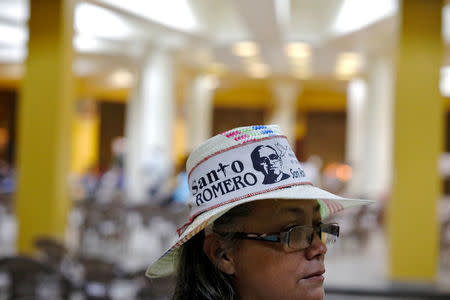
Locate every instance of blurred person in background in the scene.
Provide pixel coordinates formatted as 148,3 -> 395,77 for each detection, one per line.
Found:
140,145 -> 174,204
321,163 -> 347,195
146,125 -> 372,300
301,155 -> 323,187
169,155 -> 190,206
96,137 -> 125,203
80,166 -> 100,199
0,160 -> 15,194
68,165 -> 99,202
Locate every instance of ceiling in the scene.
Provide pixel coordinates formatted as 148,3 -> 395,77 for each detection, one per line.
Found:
0,0 -> 439,93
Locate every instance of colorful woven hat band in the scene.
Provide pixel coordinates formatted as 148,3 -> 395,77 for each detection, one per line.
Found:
177,126 -> 312,236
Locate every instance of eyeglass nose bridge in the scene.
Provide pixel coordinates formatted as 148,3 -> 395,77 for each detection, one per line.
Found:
308,226 -> 323,245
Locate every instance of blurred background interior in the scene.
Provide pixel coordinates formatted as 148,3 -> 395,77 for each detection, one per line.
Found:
0,0 -> 450,299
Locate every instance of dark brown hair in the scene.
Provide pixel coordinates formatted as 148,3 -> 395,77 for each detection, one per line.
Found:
172,204 -> 251,300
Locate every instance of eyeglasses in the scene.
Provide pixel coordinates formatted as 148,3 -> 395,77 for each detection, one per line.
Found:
215,223 -> 339,251
259,153 -> 280,164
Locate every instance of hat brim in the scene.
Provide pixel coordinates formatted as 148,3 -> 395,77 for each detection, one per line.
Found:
146,184 -> 373,278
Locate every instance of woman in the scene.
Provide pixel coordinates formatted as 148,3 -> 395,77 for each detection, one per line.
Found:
146,125 -> 371,300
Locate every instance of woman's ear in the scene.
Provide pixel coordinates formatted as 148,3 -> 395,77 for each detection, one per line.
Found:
203,234 -> 236,275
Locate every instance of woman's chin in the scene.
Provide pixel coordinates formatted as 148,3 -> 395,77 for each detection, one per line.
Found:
296,285 -> 325,300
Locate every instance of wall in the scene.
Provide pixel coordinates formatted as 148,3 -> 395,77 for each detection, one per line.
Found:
304,112 -> 347,166
0,89 -> 16,164
99,101 -> 126,172
212,107 -> 266,135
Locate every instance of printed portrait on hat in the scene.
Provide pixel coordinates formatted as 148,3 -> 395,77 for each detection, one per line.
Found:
250,144 -> 290,184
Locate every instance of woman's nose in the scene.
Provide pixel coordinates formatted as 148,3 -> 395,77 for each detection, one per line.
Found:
305,232 -> 327,260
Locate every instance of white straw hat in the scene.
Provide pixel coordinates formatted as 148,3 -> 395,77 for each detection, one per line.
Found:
146,125 -> 372,278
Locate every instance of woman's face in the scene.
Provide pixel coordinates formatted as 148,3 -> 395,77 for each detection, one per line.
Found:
230,199 -> 327,300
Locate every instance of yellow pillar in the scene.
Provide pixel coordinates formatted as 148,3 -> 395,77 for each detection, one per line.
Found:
71,100 -> 99,175
295,110 -> 307,160
388,0 -> 443,281
173,115 -> 187,167
16,0 -> 74,253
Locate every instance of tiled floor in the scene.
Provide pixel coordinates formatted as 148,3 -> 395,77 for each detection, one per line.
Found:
325,296 -> 414,300
325,228 -> 389,288
324,228 -> 450,297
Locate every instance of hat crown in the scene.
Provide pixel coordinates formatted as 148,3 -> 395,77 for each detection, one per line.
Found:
184,124 -> 313,225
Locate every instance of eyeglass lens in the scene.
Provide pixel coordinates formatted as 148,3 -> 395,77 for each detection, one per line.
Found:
287,224 -> 339,250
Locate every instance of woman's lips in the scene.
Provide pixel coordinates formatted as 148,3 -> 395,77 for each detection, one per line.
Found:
301,270 -> 325,282
303,274 -> 324,282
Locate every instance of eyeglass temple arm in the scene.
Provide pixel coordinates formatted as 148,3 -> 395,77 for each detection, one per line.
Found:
232,232 -> 281,243
321,223 -> 340,237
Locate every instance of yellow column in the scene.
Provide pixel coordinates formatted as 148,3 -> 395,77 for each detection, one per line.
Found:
173,115 -> 187,166
388,0 -> 443,281
295,110 -> 307,160
16,0 -> 74,253
71,100 -> 99,175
